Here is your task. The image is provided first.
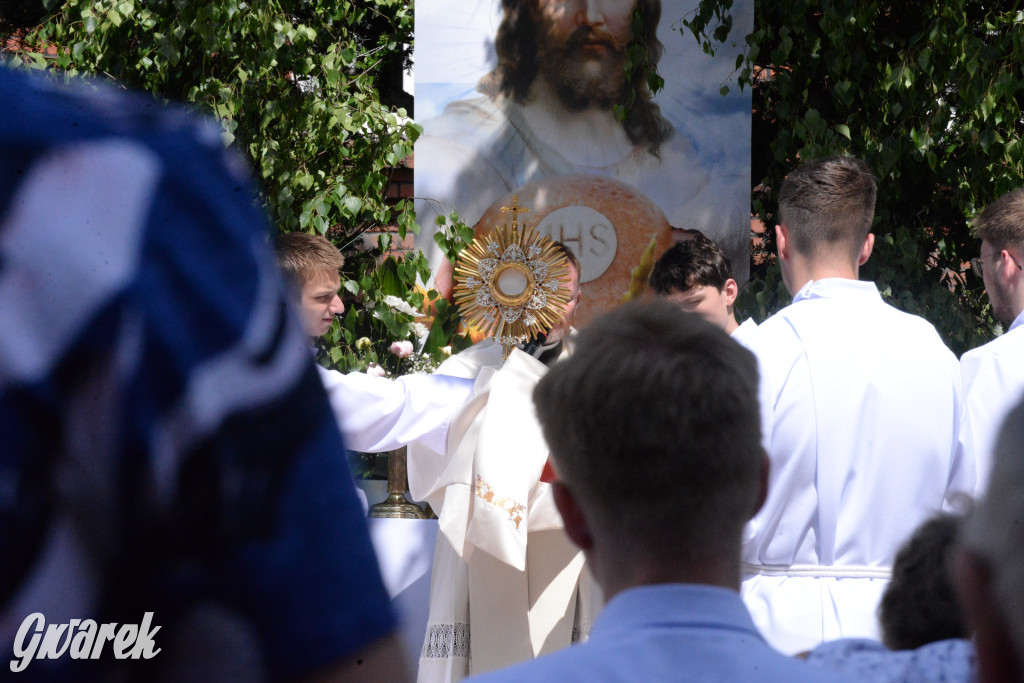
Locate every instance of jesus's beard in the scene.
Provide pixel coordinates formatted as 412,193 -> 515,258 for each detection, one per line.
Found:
538,27 -> 629,111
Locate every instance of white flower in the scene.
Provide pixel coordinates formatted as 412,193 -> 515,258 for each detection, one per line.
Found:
389,340 -> 414,358
383,295 -> 420,317
441,345 -> 452,357
411,322 -> 430,340
364,362 -> 386,377
354,337 -> 372,351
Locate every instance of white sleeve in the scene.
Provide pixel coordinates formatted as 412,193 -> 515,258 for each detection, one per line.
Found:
317,366 -> 475,454
959,349 -> 998,498
945,352 -> 976,507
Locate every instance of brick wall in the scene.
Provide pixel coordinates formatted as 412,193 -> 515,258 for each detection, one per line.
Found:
364,153 -> 417,258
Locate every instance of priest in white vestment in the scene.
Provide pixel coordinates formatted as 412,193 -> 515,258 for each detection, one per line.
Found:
958,188 -> 1024,496
407,247 -> 602,682
742,157 -> 972,655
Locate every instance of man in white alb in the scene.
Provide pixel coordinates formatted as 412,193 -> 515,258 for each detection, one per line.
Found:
958,188 -> 1024,495
741,156 -> 971,655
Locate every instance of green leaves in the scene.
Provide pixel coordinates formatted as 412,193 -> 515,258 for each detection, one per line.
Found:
18,0 -> 481,375
717,0 -> 1024,354
24,0 -> 417,248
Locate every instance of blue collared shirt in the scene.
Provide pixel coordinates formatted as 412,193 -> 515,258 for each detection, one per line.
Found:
807,638 -> 975,682
470,583 -> 856,681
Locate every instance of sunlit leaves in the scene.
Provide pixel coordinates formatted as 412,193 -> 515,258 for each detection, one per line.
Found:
26,0 -> 417,243
683,0 -> 1024,354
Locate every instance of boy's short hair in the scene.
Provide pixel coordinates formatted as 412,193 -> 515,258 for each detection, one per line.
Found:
879,513 -> 968,650
649,231 -> 733,295
273,233 -> 345,296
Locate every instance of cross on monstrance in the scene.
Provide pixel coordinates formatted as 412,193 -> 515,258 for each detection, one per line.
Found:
500,196 -> 529,236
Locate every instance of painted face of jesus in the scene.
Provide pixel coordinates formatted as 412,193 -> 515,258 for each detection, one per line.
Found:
534,0 -> 636,110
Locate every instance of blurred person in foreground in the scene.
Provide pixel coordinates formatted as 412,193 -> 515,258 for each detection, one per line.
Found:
954,396 -> 1024,683
805,512 -> 975,681
471,302 -> 853,682
0,65 -> 408,681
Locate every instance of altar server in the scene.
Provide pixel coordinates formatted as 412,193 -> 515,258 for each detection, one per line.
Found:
274,232 -> 474,455
741,156 -> 970,654
648,230 -> 758,345
958,188 -> 1024,495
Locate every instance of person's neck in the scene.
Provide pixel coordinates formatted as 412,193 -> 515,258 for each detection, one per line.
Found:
1007,286 -> 1024,326
590,548 -> 742,602
518,78 -> 635,167
785,257 -> 861,296
724,313 -> 739,335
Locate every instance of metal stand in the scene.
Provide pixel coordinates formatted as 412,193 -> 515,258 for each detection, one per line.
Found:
368,446 -> 429,519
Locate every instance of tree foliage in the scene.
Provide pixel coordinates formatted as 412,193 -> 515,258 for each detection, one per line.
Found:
26,0 -> 417,237
17,0 -> 474,373
683,1 -> 1024,354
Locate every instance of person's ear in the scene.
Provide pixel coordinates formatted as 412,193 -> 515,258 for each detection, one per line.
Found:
952,547 -> 1023,682
552,481 -> 593,551
998,249 -> 1023,285
723,278 -> 739,307
775,224 -> 790,261
857,233 -> 875,266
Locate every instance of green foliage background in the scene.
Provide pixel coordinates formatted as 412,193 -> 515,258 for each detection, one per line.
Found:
11,0 -> 1023,359
684,1 -> 1024,355
15,0 -> 472,373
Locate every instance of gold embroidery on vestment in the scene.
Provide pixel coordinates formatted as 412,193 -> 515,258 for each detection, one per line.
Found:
474,474 -> 526,529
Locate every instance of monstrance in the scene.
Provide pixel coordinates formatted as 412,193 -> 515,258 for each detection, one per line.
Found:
452,197 -> 571,359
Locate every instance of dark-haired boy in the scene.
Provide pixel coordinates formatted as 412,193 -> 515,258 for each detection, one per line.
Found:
649,232 -> 758,345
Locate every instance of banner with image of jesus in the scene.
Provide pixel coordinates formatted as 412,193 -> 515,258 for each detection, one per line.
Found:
414,0 -> 753,327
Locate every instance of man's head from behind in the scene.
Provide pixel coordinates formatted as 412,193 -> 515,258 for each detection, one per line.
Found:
954,397 -> 1024,682
879,512 -> 968,651
777,156 -> 877,277
273,233 -> 345,339
488,0 -> 671,154
533,302 -> 765,593
972,188 -> 1024,325
649,233 -> 738,333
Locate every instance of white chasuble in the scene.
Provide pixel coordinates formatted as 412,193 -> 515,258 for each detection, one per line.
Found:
410,346 -> 600,682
